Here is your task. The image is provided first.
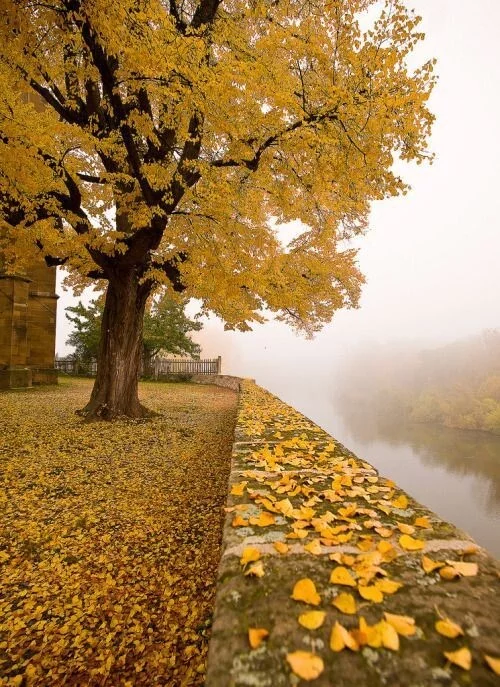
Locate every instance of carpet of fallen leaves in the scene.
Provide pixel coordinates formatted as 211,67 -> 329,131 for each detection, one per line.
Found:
0,378 -> 237,687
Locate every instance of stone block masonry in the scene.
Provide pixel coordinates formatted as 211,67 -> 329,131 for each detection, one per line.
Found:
206,381 -> 500,686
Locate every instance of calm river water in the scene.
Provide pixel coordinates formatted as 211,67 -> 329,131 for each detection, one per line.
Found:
271,383 -> 500,559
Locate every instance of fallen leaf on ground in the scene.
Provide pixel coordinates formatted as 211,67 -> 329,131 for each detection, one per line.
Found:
380,621 -> 400,650
397,522 -> 415,535
248,628 -> 269,649
439,566 -> 460,580
286,651 -> 324,681
375,579 -> 403,595
332,593 -> 357,615
240,547 -> 261,566
330,567 -> 356,587
445,560 -> 478,577
231,482 -> 247,496
484,654 -> 500,675
392,495 -> 408,509
298,611 -> 326,630
274,541 -> 289,554
245,561 -> 264,577
358,585 -> 383,603
414,516 -> 431,528
249,512 -> 276,527
435,618 -> 463,638
399,534 -> 425,551
330,621 -> 359,652
444,647 -> 472,670
422,555 -> 445,573
384,612 -> 416,637
304,539 -> 322,555
291,578 -> 321,606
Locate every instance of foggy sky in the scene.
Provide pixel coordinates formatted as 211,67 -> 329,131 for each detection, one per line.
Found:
56,0 -> 500,403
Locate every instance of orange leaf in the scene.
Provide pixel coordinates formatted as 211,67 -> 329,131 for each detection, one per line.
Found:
384,612 -> 416,637
444,647 -> 472,670
330,621 -> 359,652
304,539 -> 322,555
248,628 -> 269,649
330,566 -> 356,587
231,481 -> 247,496
485,654 -> 500,675
245,561 -> 264,577
291,578 -> 321,606
439,566 -> 460,580
380,621 -> 400,651
240,547 -> 260,566
232,515 -> 249,527
375,527 -> 393,538
273,541 -> 289,554
298,610 -> 326,630
392,494 -> 409,509
397,522 -> 415,535
445,560 -> 478,577
332,592 -> 357,615
249,512 -> 276,527
358,584 -> 383,603
422,555 -> 445,573
414,516 -> 431,529
435,618 -> 463,639
375,579 -> 403,595
286,651 -> 324,681
399,534 -> 424,551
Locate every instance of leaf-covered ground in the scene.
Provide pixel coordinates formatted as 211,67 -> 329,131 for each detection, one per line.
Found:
0,378 -> 237,686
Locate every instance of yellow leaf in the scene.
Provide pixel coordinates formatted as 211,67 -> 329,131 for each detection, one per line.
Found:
330,566 -> 356,587
330,621 -> 359,652
287,529 -> 308,539
240,547 -> 260,566
286,651 -> 324,681
392,494 -> 408,509
304,539 -> 322,555
232,515 -> 249,527
248,628 -> 269,649
380,621 -> 400,651
397,522 -> 415,535
439,566 -> 460,580
384,612 -> 416,637
444,647 -> 472,670
357,537 -> 374,552
435,618 -> 463,639
332,592 -> 357,615
445,560 -> 478,577
358,585 -> 383,603
298,610 -> 326,630
399,534 -> 424,551
245,561 -> 264,577
375,579 -> 403,595
291,578 -> 321,606
274,541 -> 289,554
374,527 -> 393,538
231,481 -> 247,496
249,512 -> 276,527
485,654 -> 500,675
414,516 -> 431,529
460,543 -> 479,555
377,540 -> 393,554
422,555 -> 445,573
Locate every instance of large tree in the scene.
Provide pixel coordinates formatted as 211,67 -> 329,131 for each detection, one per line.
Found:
0,0 -> 435,418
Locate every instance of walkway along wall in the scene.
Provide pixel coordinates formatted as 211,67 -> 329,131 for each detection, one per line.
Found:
206,380 -> 500,686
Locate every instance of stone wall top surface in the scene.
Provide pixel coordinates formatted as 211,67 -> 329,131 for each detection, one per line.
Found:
206,381 -> 500,686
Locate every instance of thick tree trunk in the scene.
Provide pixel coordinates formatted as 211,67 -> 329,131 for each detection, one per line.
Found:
79,269 -> 152,420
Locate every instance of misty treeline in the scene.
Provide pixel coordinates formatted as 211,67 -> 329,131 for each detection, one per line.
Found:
335,330 -> 500,435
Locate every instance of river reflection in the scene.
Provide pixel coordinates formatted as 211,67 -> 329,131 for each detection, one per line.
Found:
324,408 -> 500,558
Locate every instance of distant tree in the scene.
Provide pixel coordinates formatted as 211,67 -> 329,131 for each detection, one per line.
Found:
67,295 -> 202,373
0,0 -> 435,417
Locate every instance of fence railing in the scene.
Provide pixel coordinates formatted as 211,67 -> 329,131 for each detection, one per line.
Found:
55,357 -> 222,377
152,357 -> 221,377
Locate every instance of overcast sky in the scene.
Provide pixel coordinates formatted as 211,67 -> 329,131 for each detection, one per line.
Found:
57,0 -> 500,400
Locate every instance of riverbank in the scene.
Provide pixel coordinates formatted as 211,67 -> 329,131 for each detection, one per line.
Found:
0,379 -> 237,686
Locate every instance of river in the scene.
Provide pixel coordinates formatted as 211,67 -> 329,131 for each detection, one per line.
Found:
267,381 -> 500,559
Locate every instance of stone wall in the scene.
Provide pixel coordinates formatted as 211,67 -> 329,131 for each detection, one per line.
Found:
206,381 -> 500,686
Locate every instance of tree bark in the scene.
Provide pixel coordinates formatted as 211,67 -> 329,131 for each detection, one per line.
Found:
79,268 -> 153,419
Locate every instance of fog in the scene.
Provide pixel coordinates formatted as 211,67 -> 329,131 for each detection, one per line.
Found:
57,0 -> 500,411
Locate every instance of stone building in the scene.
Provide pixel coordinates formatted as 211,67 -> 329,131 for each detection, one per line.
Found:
0,254 -> 58,388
